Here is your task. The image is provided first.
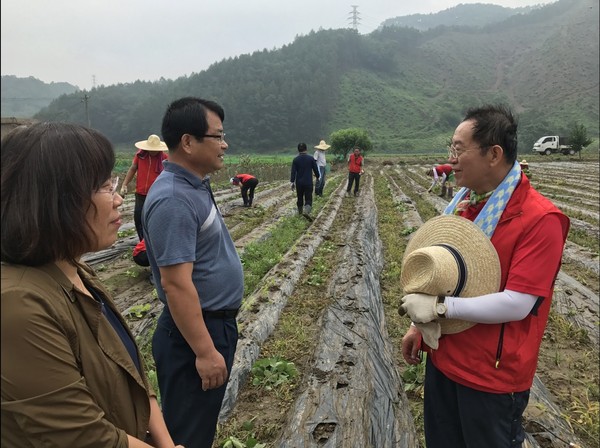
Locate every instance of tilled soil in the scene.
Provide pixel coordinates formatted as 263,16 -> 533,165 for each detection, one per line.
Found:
91,160 -> 599,448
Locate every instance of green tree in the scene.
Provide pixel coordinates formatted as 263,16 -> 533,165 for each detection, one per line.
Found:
568,122 -> 592,157
330,128 -> 373,162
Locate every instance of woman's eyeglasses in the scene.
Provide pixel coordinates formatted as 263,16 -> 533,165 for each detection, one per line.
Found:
96,176 -> 120,196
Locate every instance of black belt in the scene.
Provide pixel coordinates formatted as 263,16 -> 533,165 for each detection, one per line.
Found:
202,308 -> 239,319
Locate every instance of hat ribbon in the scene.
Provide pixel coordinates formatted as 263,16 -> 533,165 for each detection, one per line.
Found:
435,243 -> 467,297
443,160 -> 521,238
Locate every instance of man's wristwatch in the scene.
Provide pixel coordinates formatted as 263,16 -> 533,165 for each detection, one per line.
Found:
436,295 -> 447,318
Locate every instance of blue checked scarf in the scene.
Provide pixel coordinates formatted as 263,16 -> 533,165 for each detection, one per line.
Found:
443,161 -> 522,238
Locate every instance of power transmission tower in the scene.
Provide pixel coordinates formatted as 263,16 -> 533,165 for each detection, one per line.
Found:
92,75 -> 96,89
348,5 -> 361,31
81,94 -> 91,127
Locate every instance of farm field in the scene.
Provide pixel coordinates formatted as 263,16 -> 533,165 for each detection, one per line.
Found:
88,157 -> 599,448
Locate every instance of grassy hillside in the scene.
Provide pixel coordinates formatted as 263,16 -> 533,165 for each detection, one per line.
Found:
29,0 -> 598,154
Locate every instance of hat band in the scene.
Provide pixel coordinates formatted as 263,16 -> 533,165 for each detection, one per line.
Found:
434,244 -> 467,297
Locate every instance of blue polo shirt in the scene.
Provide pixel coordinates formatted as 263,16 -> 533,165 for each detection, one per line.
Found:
142,162 -> 243,310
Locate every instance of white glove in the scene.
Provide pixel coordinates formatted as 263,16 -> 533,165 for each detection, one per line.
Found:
415,322 -> 442,349
399,293 -> 438,324
290,182 -> 295,191
120,185 -> 128,196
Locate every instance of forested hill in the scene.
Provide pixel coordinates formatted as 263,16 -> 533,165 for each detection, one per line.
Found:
32,0 -> 598,153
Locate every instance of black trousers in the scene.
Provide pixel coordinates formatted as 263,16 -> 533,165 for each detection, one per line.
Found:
347,172 -> 361,193
153,309 -> 238,448
295,184 -> 313,212
424,356 -> 529,448
134,193 -> 146,241
241,178 -> 259,205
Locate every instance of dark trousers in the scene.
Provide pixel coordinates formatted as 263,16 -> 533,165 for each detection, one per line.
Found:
153,309 -> 238,448
424,357 -> 529,448
315,166 -> 326,196
296,184 -> 313,212
347,172 -> 361,194
241,178 -> 259,205
134,193 -> 147,241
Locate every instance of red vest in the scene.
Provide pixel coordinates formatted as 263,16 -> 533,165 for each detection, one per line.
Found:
427,175 -> 569,393
348,154 -> 363,173
135,150 -> 168,195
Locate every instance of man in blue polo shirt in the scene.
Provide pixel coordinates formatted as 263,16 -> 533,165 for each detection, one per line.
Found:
142,97 -> 243,448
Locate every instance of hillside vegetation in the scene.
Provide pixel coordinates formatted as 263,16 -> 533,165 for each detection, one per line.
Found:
10,0 -> 600,153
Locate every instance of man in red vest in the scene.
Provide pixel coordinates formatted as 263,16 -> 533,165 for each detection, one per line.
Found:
400,105 -> 569,448
346,147 -> 364,197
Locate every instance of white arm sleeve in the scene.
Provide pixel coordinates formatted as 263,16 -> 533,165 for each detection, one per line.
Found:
441,172 -> 447,183
446,289 -> 539,324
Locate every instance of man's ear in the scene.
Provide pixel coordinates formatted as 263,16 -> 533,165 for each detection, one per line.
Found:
180,134 -> 195,155
488,144 -> 504,166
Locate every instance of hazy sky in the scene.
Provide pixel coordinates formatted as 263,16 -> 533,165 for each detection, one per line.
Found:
2,0 -> 548,90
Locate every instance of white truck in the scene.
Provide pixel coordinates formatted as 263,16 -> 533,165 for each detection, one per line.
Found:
532,135 -> 576,155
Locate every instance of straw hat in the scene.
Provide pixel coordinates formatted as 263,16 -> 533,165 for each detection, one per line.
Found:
400,214 -> 501,334
135,134 -> 168,151
314,140 -> 331,150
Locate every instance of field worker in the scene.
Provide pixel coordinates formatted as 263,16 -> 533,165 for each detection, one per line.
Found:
520,159 -> 531,178
1,122 -> 180,447
346,146 -> 364,197
291,142 -> 320,219
399,104 -> 569,448
313,139 -> 330,197
230,173 -> 259,207
120,134 -> 168,241
426,163 -> 455,199
143,97 -> 243,448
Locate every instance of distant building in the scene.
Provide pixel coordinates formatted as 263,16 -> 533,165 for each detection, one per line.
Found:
1,117 -> 38,140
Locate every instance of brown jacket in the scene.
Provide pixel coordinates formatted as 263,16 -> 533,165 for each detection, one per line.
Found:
1,262 -> 152,447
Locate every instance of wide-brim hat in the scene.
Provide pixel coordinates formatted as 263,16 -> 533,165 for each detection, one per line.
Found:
314,140 -> 330,150
400,214 -> 501,334
135,134 -> 168,151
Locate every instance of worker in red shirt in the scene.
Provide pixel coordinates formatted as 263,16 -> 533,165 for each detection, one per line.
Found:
230,173 -> 259,207
426,163 -> 455,199
120,134 -> 168,240
346,147 -> 364,197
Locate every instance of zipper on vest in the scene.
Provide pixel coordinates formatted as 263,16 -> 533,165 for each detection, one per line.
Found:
495,323 -> 506,368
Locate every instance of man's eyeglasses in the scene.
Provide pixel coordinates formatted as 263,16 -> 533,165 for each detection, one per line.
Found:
448,143 -> 491,159
203,133 -> 226,143
96,176 -> 120,196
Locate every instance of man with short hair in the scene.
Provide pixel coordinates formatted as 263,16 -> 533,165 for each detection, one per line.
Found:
400,105 -> 570,448
291,142 -> 320,218
346,147 -> 364,196
143,97 -> 244,448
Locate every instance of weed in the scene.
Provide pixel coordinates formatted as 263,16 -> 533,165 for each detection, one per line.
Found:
125,303 -> 152,319
251,357 -> 298,391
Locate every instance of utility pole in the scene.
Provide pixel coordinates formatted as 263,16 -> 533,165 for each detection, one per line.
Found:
82,94 -> 91,128
348,5 -> 361,31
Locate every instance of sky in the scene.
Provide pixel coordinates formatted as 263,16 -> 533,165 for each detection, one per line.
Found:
2,0 -> 548,91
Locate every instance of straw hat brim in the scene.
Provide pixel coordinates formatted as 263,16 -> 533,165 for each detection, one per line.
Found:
401,215 -> 501,334
314,140 -> 331,150
135,134 -> 168,151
